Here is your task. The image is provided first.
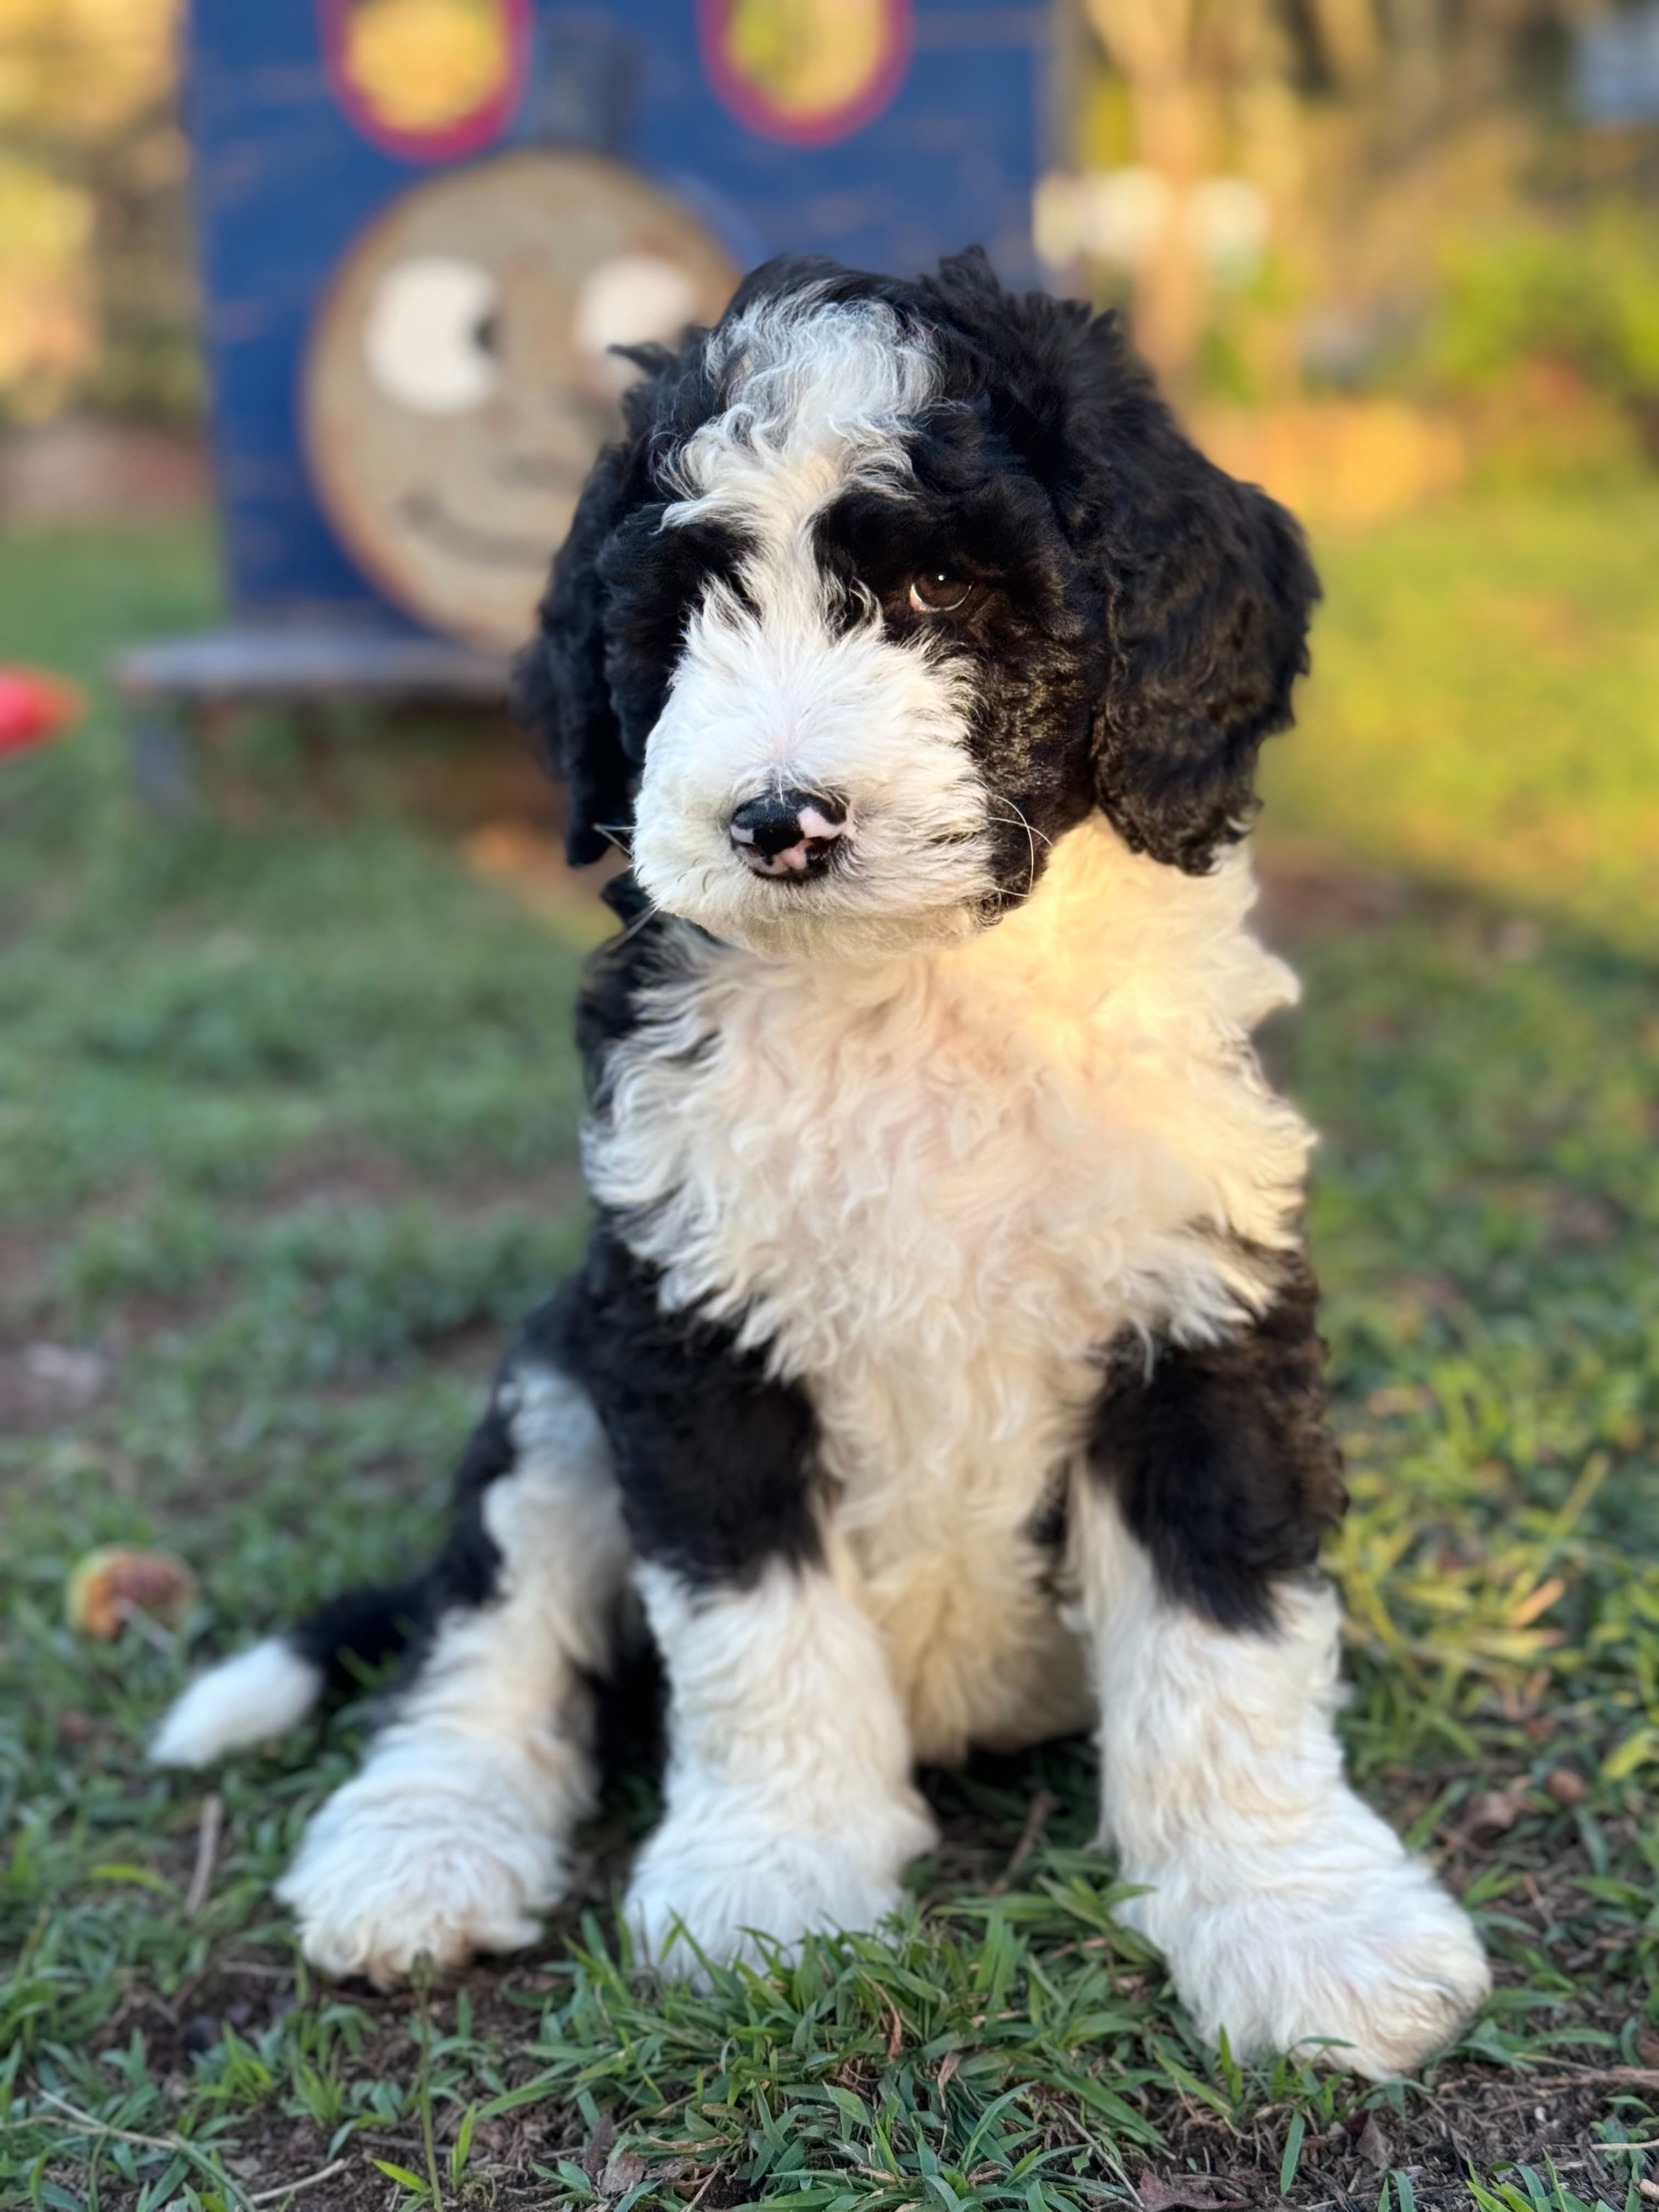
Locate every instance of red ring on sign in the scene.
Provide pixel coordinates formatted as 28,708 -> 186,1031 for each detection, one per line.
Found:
698,0 -> 912,148
320,0 -> 532,165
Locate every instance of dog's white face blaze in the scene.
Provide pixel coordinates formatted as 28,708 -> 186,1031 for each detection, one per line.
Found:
629,296 -> 996,957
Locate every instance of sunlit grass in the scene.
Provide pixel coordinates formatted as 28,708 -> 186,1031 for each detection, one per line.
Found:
1262,481 -> 1659,951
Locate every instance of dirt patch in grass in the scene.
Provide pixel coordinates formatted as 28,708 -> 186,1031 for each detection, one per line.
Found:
1256,833 -> 1409,943
251,1136 -> 586,1223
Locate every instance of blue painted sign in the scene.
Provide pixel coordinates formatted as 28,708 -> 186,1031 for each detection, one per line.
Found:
186,0 -> 1048,635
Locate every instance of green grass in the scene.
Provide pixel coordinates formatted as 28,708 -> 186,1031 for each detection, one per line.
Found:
1263,483 -> 1659,956
2,493 -> 1657,2210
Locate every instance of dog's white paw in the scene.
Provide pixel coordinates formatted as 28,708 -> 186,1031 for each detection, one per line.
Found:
1122,1842 -> 1489,2080
624,1796 -> 935,1984
275,1742 -> 573,1987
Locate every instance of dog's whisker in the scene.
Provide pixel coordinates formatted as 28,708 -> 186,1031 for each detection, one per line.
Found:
985,805 -> 1052,849
985,798 -> 1046,894
611,905 -> 657,947
984,803 -> 1048,837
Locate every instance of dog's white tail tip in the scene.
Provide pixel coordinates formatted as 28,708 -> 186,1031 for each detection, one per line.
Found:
151,1638 -> 324,1768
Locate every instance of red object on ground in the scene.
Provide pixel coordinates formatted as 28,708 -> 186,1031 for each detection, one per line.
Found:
0,665 -> 82,755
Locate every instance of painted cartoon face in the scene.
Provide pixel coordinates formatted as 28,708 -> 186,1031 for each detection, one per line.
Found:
304,149 -> 737,646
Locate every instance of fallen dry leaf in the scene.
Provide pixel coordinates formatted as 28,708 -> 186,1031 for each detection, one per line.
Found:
599,2149 -> 648,2196
1136,2171 -> 1248,2210
582,2117 -> 616,2186
64,1547 -> 197,1639
1355,2113 -> 1394,2169
1544,1765 -> 1588,1807
1464,1788 -> 1522,1838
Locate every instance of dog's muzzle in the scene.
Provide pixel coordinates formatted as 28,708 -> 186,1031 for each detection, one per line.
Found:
727,788 -> 848,879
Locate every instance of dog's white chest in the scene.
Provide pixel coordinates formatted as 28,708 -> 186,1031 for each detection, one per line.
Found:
587,825 -> 1312,1757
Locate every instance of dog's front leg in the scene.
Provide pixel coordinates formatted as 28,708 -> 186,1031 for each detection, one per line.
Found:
566,1230 -> 935,1982
275,1333 -> 630,1986
624,1550 -> 936,1979
1076,1269 -> 1489,2079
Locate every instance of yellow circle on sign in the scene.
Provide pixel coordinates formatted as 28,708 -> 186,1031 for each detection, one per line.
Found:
702,0 -> 911,145
341,0 -> 511,136
726,0 -> 891,121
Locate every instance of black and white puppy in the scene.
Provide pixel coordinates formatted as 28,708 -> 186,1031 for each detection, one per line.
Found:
154,250 -> 1489,2079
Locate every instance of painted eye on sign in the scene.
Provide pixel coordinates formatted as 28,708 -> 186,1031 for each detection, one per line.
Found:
321,0 -> 533,162
698,0 -> 912,147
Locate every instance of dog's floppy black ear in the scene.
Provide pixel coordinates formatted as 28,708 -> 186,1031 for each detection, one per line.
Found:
511,338 -> 699,867
1077,319 -> 1319,873
510,428 -> 641,867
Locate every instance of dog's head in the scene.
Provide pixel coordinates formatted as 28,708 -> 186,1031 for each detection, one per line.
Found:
512,249 -> 1318,957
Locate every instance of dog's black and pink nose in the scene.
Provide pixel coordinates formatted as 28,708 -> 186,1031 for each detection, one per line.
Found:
728,788 -> 848,878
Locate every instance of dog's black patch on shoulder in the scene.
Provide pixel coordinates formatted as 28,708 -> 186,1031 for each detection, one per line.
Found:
1088,1251 -> 1347,1632
556,1221 -> 822,1586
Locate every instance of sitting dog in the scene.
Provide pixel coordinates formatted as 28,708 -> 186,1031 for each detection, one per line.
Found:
154,249 -> 1489,2079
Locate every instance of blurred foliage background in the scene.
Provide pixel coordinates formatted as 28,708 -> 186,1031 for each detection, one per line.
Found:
5,0 -> 1659,485
7,0 -> 1649,927
1057,0 -> 1659,518
0,0 -> 193,421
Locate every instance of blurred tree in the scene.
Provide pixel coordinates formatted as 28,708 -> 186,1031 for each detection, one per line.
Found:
0,0 -> 194,422
1079,0 -> 1630,403
1078,0 -> 1295,385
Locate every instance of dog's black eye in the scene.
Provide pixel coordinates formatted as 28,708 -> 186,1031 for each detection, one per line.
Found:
908,569 -> 973,614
